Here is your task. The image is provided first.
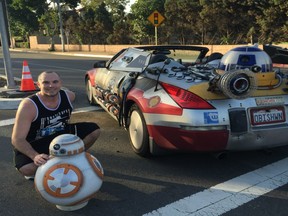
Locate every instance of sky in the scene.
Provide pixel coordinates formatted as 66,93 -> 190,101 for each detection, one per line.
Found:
129,0 -> 136,6
126,0 -> 136,12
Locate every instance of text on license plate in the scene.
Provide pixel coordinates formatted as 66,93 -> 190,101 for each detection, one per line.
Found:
250,106 -> 286,126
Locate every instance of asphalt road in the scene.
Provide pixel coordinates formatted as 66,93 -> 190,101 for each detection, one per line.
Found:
0,50 -> 288,216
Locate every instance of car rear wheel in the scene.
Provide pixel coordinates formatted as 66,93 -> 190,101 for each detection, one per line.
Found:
86,78 -> 96,105
128,104 -> 150,157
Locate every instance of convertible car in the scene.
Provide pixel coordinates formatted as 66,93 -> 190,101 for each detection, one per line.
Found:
85,45 -> 288,156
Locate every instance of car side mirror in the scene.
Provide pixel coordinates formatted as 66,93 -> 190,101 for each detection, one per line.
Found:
93,61 -> 107,68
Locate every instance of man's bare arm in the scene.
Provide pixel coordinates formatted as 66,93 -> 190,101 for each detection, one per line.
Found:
11,98 -> 39,160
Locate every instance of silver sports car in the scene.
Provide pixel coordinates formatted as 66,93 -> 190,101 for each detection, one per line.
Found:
85,45 -> 288,156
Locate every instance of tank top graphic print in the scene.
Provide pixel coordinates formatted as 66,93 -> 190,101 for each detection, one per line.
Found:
26,90 -> 73,142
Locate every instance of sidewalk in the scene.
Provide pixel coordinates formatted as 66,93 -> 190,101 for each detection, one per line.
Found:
0,48 -> 113,109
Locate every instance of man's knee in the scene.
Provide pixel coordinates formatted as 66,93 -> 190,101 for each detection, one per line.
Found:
83,128 -> 100,149
18,163 -> 37,176
92,128 -> 101,140
88,128 -> 101,144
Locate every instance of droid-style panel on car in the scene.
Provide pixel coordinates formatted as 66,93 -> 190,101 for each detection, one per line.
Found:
219,46 -> 272,72
109,48 -> 151,72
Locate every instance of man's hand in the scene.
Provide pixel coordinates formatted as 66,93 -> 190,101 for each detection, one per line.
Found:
33,154 -> 49,166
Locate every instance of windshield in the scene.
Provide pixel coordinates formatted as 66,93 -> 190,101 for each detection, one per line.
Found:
108,46 -> 208,72
109,48 -> 151,72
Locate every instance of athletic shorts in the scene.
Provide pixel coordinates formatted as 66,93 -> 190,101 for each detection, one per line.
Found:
13,122 -> 100,170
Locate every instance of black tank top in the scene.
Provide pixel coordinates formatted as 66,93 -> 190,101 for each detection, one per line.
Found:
26,90 -> 73,142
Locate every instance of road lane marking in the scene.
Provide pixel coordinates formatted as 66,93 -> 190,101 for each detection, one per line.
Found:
2,105 -> 287,215
73,106 -> 102,113
0,118 -> 15,127
0,106 -> 101,127
144,157 -> 288,216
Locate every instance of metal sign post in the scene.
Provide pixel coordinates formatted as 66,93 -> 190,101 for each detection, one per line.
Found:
56,0 -> 65,52
155,26 -> 157,45
0,0 -> 15,88
148,10 -> 165,45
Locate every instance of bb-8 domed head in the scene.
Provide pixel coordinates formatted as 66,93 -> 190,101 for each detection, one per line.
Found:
219,46 -> 272,72
49,134 -> 85,156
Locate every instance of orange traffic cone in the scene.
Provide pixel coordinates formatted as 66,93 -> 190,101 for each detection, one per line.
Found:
20,60 -> 36,91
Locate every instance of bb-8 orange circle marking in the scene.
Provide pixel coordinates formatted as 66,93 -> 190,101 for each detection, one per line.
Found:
85,153 -> 104,179
43,164 -> 83,198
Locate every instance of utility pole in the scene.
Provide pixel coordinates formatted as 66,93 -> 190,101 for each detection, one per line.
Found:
3,0 -> 13,48
56,0 -> 65,52
0,0 -> 16,89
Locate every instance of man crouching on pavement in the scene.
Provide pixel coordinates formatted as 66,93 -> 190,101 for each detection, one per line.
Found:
11,71 -> 100,180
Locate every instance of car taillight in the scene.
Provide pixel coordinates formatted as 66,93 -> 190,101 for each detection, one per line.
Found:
161,82 -> 215,109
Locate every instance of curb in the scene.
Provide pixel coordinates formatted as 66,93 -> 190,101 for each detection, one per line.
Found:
1,49 -> 112,110
0,75 -> 37,110
10,48 -> 114,58
0,97 -> 22,110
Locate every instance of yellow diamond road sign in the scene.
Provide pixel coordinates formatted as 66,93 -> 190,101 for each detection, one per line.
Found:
148,10 -> 165,27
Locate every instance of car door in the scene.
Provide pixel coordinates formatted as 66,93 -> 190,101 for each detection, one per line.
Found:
94,48 -> 151,95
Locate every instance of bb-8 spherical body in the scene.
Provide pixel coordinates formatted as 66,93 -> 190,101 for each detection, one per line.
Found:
34,134 -> 104,211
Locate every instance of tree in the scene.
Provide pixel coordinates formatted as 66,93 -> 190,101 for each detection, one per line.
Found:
94,2 -> 113,44
130,0 -> 165,44
105,0 -> 132,44
8,0 -> 46,43
62,10 -> 80,44
199,0 -> 261,44
5,0 -> 288,46
77,8 -> 98,44
38,9 -> 59,51
165,0 -> 203,44
80,0 -> 102,8
7,0 -> 81,46
107,9 -> 131,44
76,2 -> 113,44
255,0 -> 288,43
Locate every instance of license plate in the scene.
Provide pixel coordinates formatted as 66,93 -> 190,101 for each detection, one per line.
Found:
250,106 -> 286,126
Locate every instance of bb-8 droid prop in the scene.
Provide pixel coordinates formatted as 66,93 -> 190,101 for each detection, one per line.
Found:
34,134 -> 104,211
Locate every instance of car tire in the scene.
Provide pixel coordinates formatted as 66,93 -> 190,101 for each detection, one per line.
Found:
86,78 -> 96,105
128,104 -> 150,157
